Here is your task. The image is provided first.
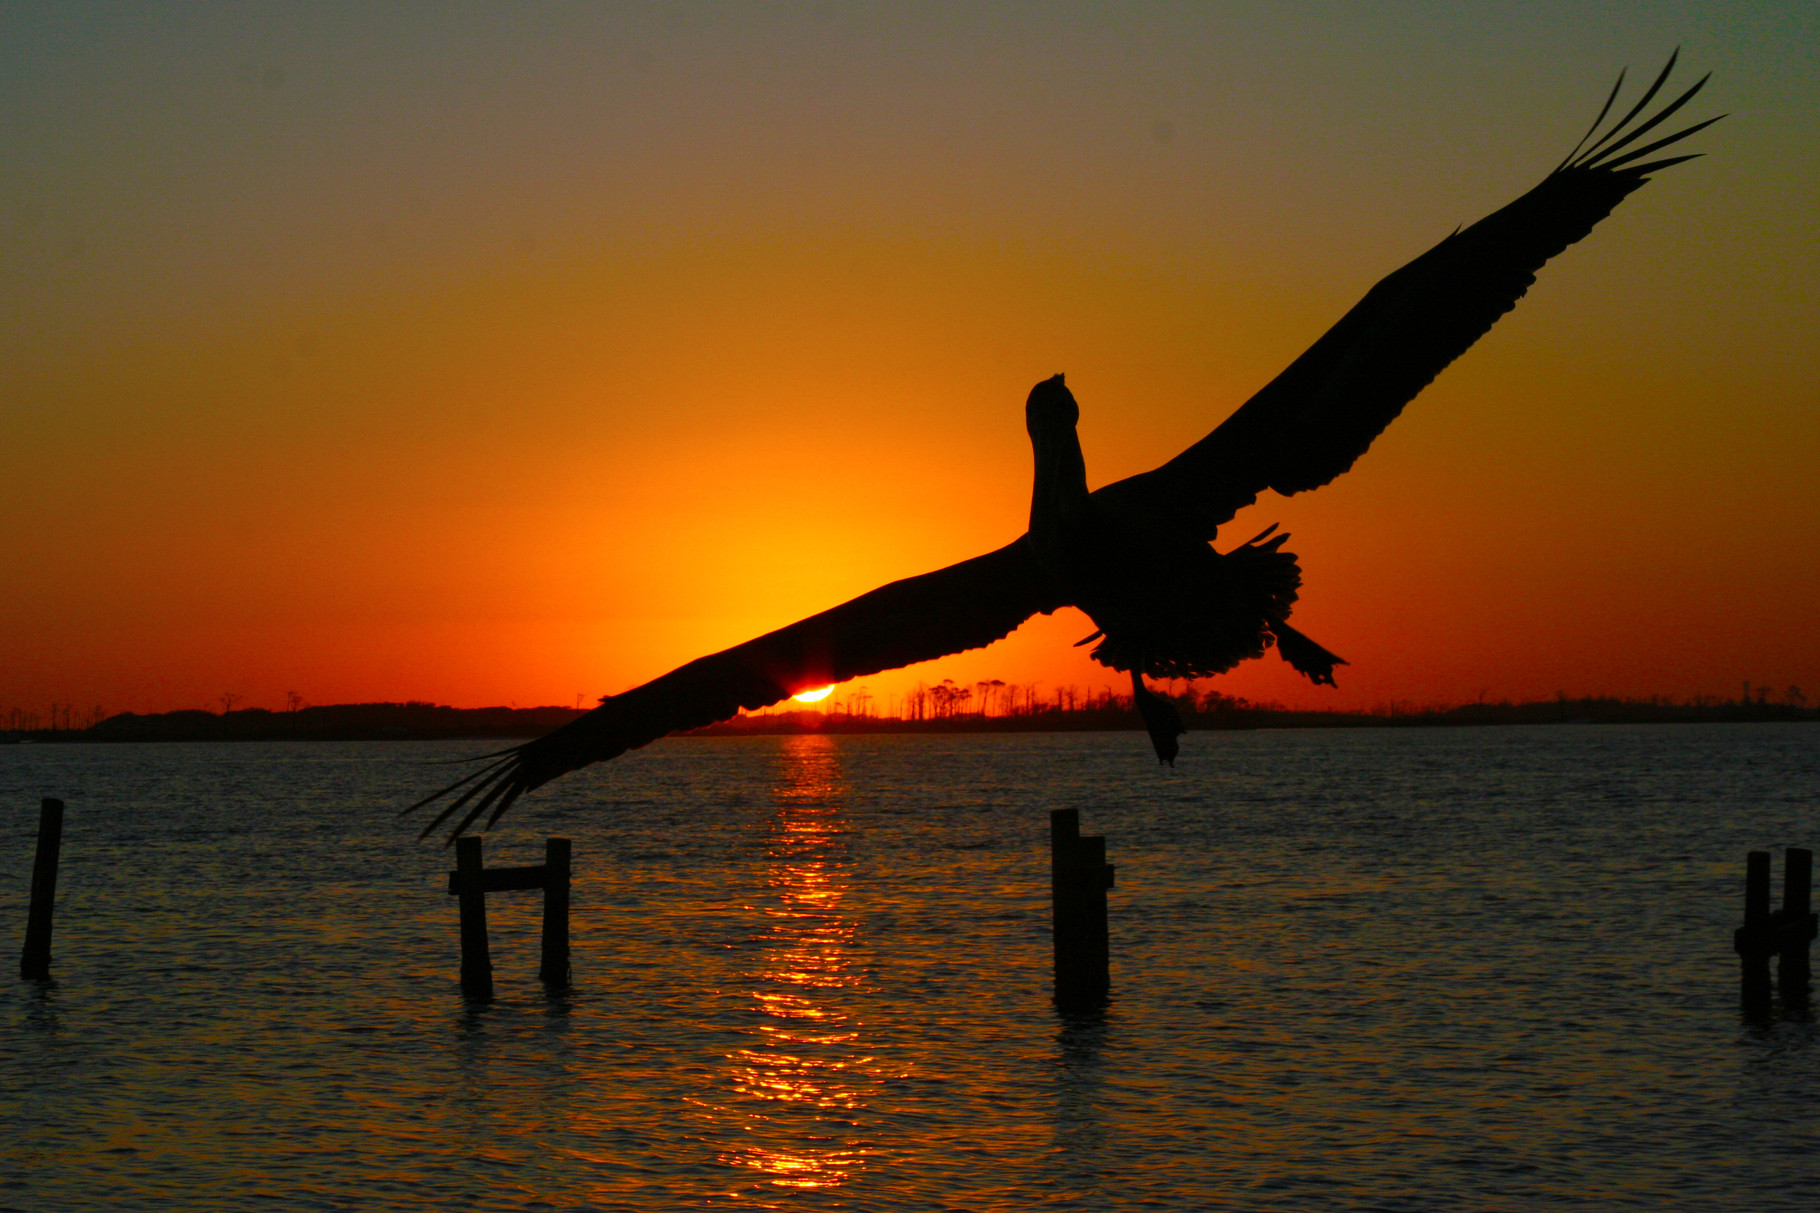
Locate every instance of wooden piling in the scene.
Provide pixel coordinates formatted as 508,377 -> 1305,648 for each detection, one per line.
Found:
1737,849 -> 1773,1010
1077,834 -> 1111,1001
540,837 -> 571,987
454,835 -> 494,1000
1051,810 -> 1114,1005
1051,810 -> 1085,998
1734,847 -> 1820,1014
1745,850 -> 1771,928
20,798 -> 64,981
1778,847 -> 1814,995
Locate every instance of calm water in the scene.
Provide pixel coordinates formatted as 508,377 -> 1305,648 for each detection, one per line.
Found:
3,726 -> 1818,1211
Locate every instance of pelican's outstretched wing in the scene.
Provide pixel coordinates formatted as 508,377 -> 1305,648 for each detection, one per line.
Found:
1099,55 -> 1718,536
407,538 -> 1049,840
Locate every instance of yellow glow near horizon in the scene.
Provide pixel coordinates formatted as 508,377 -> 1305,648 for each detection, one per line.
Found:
792,686 -> 835,703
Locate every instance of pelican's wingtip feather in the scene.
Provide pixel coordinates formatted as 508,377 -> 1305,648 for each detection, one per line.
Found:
1577,75 -> 1714,170
1577,50 -> 1682,165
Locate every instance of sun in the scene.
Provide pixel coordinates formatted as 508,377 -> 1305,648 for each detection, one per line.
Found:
792,685 -> 835,703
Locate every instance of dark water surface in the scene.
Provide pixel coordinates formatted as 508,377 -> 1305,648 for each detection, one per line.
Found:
3,726 -> 1817,1210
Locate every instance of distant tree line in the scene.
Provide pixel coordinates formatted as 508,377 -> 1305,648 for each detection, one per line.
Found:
2,683 -> 1812,744
714,682 -> 1818,734
16,702 -> 586,743
2,704 -> 109,732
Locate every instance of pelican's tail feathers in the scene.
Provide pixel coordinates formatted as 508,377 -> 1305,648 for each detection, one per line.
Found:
1085,531 -> 1303,681
1269,619 -> 1348,687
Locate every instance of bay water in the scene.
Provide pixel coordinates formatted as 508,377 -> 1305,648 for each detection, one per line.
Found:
3,725 -> 1817,1210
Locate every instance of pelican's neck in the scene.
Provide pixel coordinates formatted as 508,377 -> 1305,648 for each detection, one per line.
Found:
1025,375 -> 1088,574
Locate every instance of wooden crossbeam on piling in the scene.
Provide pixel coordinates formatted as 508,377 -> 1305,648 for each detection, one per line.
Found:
20,798 -> 64,981
446,864 -> 548,894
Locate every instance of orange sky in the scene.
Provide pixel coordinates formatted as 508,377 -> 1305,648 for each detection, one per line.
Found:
3,4 -> 1816,718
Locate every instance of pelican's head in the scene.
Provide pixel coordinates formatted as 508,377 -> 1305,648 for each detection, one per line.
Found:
1025,373 -> 1079,440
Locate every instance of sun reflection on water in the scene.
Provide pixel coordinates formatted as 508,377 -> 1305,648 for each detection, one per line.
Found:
712,734 -> 884,1194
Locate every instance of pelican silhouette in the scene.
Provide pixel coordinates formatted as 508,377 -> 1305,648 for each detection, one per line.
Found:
411,57 -> 1716,840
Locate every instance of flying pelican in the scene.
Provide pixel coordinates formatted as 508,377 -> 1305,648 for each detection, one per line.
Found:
411,56 -> 1717,840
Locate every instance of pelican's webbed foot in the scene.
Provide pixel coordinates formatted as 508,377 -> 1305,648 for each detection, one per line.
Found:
1130,669 -> 1186,766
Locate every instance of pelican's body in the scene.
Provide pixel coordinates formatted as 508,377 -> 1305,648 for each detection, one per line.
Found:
411,58 -> 1717,839
1024,373 -> 1335,759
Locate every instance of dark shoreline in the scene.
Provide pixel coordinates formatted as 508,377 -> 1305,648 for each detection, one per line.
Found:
5,696 -> 1813,744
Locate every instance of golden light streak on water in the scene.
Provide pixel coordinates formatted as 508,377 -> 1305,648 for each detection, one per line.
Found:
714,734 -> 884,1192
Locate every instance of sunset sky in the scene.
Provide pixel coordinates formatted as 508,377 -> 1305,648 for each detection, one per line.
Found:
3,2 -> 1815,718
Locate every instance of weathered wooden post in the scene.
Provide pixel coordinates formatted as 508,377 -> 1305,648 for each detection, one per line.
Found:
1077,833 -> 1112,1000
1051,809 -> 1085,998
454,835 -> 494,1001
1778,847 -> 1814,996
19,798 -> 64,981
1050,809 -> 1115,1005
540,836 -> 571,987
1736,849 -> 1773,1011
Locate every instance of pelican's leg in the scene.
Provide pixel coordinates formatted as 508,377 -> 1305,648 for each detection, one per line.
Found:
1130,668 -> 1186,766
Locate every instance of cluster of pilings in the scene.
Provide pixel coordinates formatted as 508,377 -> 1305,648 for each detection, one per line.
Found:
1735,847 -> 1816,1016
14,798 -> 575,1000
448,835 -> 571,1001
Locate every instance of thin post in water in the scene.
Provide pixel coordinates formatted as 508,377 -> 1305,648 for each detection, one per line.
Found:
1737,849 -> 1773,1013
1745,850 -> 1771,927
540,836 -> 571,987
1779,847 -> 1814,997
455,835 -> 494,1001
1077,833 -> 1112,1001
1051,809 -> 1085,998
20,798 -> 64,981
1051,810 -> 1115,1007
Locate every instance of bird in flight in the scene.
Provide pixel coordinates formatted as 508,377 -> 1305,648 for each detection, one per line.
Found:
411,55 -> 1717,840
